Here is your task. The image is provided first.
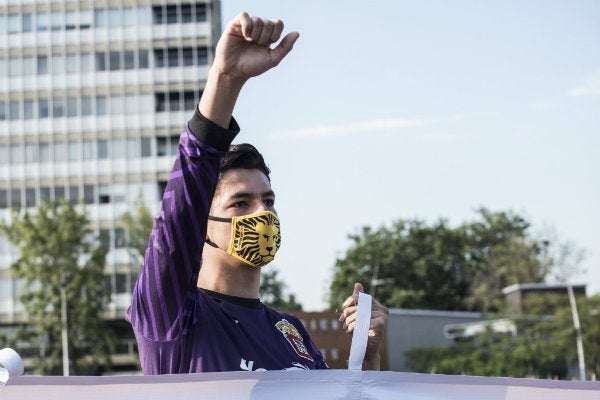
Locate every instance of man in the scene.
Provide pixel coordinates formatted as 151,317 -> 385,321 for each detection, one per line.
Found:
127,12 -> 388,374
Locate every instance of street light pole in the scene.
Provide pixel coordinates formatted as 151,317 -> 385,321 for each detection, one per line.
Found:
567,283 -> 586,381
60,275 -> 69,376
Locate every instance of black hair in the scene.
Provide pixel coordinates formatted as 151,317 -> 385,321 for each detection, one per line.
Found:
220,143 -> 271,182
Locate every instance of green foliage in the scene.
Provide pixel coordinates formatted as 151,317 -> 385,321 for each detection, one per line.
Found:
260,269 -> 303,311
329,208 -> 548,312
0,199 -> 115,375
119,195 -> 154,261
406,294 -> 600,379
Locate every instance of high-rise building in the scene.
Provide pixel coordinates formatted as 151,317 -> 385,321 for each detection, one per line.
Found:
0,0 -> 222,371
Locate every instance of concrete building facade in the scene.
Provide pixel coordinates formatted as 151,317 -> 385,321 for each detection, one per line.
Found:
0,0 -> 222,370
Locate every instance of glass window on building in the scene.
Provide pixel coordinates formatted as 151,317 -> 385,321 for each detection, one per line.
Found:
0,278 -> 12,301
40,186 -> 50,201
168,92 -> 181,111
124,51 -> 134,70
182,48 -> 195,66
99,229 -> 110,249
126,138 -> 139,157
154,48 -> 165,68
96,96 -> 107,115
37,55 -> 48,75
111,95 -> 124,115
79,10 -> 92,30
54,142 -> 67,162
8,14 -> 21,34
0,59 -> 6,76
50,11 -> 63,31
113,184 -> 126,203
23,57 -> 35,75
141,137 -> 151,157
39,99 -> 49,118
83,140 -> 94,159
97,139 -> 108,158
9,58 -> 21,77
39,143 -> 50,162
67,97 -> 77,117
0,102 -> 5,120
98,184 -> 110,204
190,3 -> 207,22
112,138 -> 125,158
114,228 -> 126,248
167,48 -> 179,67
80,53 -> 92,73
168,135 -> 180,155
0,145 -> 8,164
24,100 -> 34,119
95,52 -> 106,71
93,9 -> 106,28
52,55 -> 65,75
108,8 -> 122,28
65,11 -> 77,30
66,54 -> 78,74
0,189 -> 7,208
137,6 -> 151,26
123,7 -> 136,28
124,94 -> 138,114
83,185 -> 94,204
25,143 -> 37,162
54,186 -> 65,200
82,96 -> 92,116
156,137 -> 167,156
68,185 -> 80,205
22,13 -> 32,33
25,188 -> 36,207
10,188 -> 21,207
9,101 -> 20,120
10,144 -> 23,163
155,93 -> 166,112
37,11 -> 49,32
184,91 -> 197,111
138,50 -> 149,68
52,97 -> 65,118
109,51 -> 121,71
68,141 -> 79,161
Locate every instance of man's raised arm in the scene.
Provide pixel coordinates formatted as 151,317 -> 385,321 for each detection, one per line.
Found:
199,12 -> 299,128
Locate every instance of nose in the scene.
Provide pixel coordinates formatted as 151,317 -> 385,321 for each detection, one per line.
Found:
266,247 -> 273,253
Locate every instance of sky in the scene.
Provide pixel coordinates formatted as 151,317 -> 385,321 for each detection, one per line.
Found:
219,1 -> 600,311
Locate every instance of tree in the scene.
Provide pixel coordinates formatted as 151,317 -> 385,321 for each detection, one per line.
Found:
0,199 -> 114,375
328,208 -> 552,312
120,197 -> 303,310
406,294 -> 600,379
119,195 -> 154,262
260,269 -> 303,311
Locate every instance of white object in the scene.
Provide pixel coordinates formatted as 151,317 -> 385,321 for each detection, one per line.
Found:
347,292 -> 372,370
0,348 -> 24,385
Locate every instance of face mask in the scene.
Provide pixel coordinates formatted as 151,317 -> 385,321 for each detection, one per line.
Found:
206,211 -> 281,268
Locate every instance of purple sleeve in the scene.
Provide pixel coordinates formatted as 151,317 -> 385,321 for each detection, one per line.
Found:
127,111 -> 239,341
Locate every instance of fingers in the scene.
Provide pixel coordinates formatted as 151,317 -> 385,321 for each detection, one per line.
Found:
235,12 -> 288,45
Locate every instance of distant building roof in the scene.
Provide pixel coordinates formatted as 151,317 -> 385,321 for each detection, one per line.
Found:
501,283 -> 587,296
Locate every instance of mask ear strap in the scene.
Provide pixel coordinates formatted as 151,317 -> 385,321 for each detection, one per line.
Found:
208,215 -> 232,223
205,239 -> 219,248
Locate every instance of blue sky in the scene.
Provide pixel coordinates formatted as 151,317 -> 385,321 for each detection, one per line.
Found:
220,1 -> 600,310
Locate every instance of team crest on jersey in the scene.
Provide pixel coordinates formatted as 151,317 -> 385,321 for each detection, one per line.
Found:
275,319 -> 314,362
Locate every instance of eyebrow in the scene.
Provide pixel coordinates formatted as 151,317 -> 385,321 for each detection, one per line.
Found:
228,190 -> 276,200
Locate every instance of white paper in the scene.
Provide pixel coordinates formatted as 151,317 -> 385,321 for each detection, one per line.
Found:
347,292 -> 372,370
0,348 -> 24,385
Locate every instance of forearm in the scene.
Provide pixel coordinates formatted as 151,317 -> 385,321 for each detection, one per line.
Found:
198,68 -> 245,129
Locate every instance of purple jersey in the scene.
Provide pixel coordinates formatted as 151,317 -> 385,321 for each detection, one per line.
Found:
127,111 -> 327,374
